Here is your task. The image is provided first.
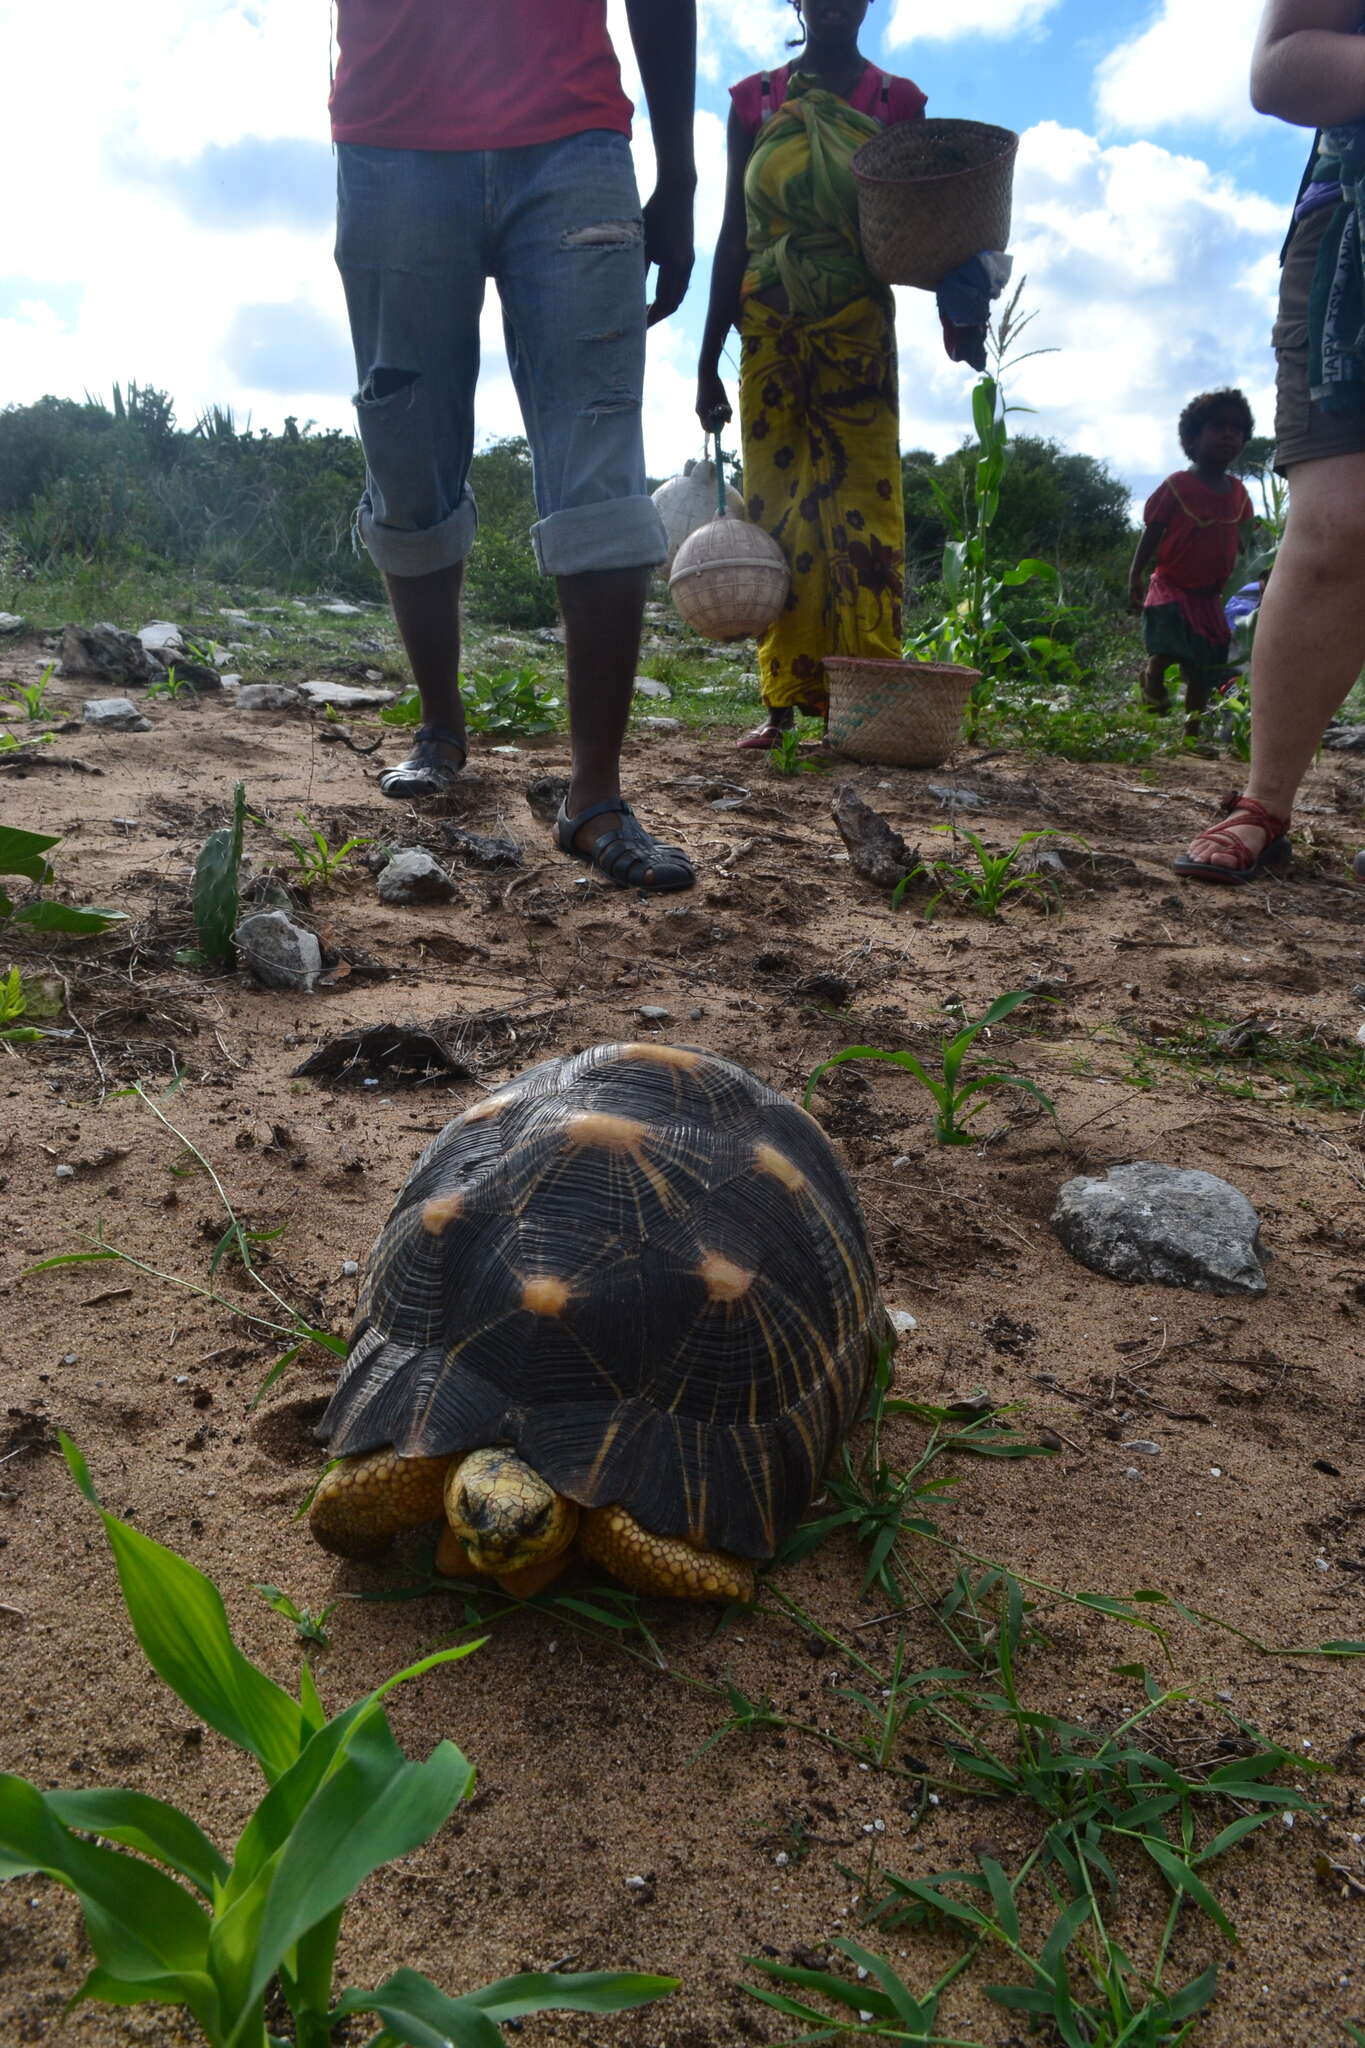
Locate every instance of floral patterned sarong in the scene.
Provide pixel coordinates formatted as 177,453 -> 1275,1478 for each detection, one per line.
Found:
739,293 -> 905,712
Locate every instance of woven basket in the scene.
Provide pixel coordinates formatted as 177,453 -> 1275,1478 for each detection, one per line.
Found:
852,118 -> 1018,290
669,516 -> 790,642
825,656 -> 979,769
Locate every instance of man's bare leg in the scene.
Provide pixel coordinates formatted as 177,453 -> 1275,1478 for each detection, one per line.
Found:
382,562 -> 468,777
557,564 -> 688,887
1183,450 -> 1365,867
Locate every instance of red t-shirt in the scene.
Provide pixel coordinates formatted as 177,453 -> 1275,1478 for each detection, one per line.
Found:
1143,471 -> 1252,600
730,62 -> 926,137
330,1 -> 633,152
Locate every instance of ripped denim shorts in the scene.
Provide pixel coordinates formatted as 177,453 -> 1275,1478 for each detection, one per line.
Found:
335,129 -> 667,578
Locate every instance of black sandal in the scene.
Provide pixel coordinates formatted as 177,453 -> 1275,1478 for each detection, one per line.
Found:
379,723 -> 467,800
555,796 -> 694,893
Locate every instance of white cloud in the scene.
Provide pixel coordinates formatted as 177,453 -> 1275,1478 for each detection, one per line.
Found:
887,0 -> 1061,44
1096,0 -> 1263,132
895,121 -> 1282,490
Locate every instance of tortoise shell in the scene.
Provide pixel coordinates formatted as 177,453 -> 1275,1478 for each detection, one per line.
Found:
317,1043 -> 888,1561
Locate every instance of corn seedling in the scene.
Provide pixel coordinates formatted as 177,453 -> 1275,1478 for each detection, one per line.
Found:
281,814 -> 370,888
768,726 -> 824,778
192,780 -> 247,965
0,823 -> 125,937
147,662 -> 198,702
0,662 -> 55,721
0,963 -> 61,1045
893,827 -> 1081,919
0,1438 -> 676,2048
805,991 -> 1054,1146
253,1584 -> 337,1652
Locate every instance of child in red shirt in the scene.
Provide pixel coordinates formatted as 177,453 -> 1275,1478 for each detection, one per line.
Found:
1129,389 -> 1256,737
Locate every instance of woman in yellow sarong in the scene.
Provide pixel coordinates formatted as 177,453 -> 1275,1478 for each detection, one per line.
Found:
696,0 -> 925,750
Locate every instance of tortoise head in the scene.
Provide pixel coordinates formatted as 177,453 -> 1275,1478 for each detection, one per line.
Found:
444,1448 -> 579,1576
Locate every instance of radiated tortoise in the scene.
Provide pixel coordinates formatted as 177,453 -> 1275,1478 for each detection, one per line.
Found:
309,1042 -> 888,1601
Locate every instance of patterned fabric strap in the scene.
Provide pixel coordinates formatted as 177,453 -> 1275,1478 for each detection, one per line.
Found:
1308,119 -> 1365,412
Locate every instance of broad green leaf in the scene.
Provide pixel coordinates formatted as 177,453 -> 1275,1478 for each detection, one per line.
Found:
457,1969 -> 681,2020
336,1967 -> 677,2048
44,1788 -> 228,1898
0,1776 -> 217,2033
13,900 -> 125,935
21,1249 -> 121,1276
834,1939 -> 930,2030
740,1956 -> 896,2018
216,1711 -> 475,2033
0,824 -> 58,882
1139,1835 -> 1236,1942
60,1435 -> 306,1783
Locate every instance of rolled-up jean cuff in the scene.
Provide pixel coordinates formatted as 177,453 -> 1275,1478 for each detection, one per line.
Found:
358,490 -> 478,577
531,497 -> 668,576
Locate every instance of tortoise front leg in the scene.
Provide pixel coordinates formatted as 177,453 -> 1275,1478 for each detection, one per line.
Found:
581,1506 -> 756,1604
310,1450 -> 450,1558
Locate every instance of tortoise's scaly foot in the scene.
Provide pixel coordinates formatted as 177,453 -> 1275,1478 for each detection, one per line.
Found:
309,1450 -> 450,1558
581,1506 -> 756,1603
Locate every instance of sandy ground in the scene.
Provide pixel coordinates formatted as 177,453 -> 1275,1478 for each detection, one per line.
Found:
1,642 -> 1363,2046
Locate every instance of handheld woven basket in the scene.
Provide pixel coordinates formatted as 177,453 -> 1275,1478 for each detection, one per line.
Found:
851,118 -> 1018,291
825,656 -> 979,769
667,431 -> 790,642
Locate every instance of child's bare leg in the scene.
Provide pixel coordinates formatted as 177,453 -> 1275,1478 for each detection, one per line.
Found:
1141,656 -> 1172,711
1182,664 -> 1213,737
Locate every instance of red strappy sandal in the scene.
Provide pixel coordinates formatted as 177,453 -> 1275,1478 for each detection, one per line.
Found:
1173,793 -> 1292,885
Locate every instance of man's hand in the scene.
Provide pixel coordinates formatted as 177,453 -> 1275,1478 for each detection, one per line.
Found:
643,176 -> 695,326
1127,585 -> 1146,616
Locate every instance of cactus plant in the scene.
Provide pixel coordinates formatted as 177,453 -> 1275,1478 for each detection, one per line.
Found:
192,781 -> 246,965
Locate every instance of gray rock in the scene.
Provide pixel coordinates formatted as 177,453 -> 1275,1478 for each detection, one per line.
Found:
481,635 -> 534,663
238,683 -> 303,712
138,620 -> 186,658
377,848 -> 458,905
444,827 -> 522,869
168,660 -> 225,692
831,784 -> 917,892
634,676 -> 672,701
83,696 -> 152,732
1052,1162 -> 1266,1297
927,784 -> 987,811
636,1005 -> 673,1022
1323,724 -> 1365,753
525,773 -> 570,824
0,612 -> 27,637
299,679 -> 396,711
232,910 -> 323,993
641,715 -> 683,734
61,622 -> 156,686
318,600 -> 365,617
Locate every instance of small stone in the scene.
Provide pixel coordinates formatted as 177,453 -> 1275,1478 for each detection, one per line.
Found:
237,683 -> 302,712
623,1874 -> 649,1891
634,676 -> 672,700
298,680 -> 396,710
1122,1440 -> 1161,1456
219,674 -> 242,690
889,1309 -> 918,1335
1210,1467 -> 1223,1478
341,1260 -> 359,1278
891,1155 -> 912,1169
377,849 -> 458,906
232,910 -> 323,993
637,1005 -> 672,1022
82,697 -> 152,732
774,1851 -> 790,1867
1124,1467 -> 1142,1480
688,1006 -> 704,1021
481,635 -> 532,662
641,715 -> 683,733
0,612 -> 28,636
1052,1163 -> 1266,1297
61,622 -> 156,686
317,601 -> 365,616
55,1164 -> 75,1180
445,827 -> 522,869
1323,724 -> 1365,753
525,775 -> 571,823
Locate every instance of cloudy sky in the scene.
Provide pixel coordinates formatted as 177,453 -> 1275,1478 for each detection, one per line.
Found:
0,0 -> 1310,505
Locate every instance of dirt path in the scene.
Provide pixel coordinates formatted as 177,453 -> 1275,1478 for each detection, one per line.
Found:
1,653 -> 1363,2045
